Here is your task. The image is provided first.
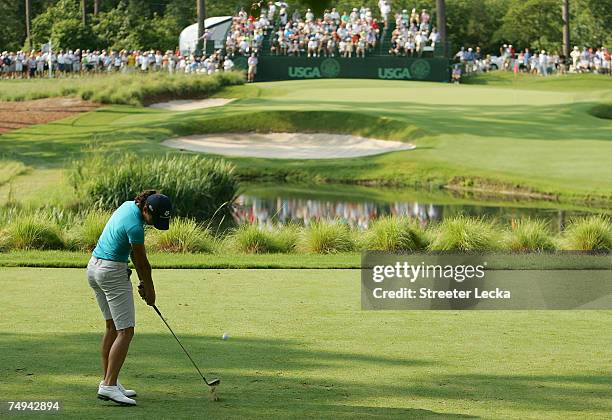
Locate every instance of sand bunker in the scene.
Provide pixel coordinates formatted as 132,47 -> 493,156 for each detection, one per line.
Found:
148,98 -> 235,111
162,132 -> 415,159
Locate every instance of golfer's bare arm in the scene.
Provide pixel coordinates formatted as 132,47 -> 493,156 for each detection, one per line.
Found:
131,244 -> 155,305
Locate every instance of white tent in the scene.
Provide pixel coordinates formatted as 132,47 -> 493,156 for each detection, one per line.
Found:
179,16 -> 232,55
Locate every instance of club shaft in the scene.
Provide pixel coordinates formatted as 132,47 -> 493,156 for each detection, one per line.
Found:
153,305 -> 212,385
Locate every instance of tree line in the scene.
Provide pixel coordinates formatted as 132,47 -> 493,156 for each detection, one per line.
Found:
1,0 -> 609,54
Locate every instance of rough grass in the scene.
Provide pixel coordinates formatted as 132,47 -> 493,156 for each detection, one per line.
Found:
299,220 -> 355,254
0,160 -> 28,188
562,215 -> 612,251
228,224 -> 298,254
66,210 -> 112,251
0,71 -> 245,105
149,218 -> 216,253
429,216 -> 502,252
506,219 -> 557,252
1,215 -> 64,250
70,154 -> 238,222
364,216 -> 429,251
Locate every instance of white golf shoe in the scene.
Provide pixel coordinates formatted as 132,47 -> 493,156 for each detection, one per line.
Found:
118,382 -> 137,398
97,384 -> 136,406
99,381 -> 137,398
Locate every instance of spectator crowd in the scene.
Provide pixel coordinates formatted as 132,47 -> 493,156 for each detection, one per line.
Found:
0,48 -> 237,79
224,1 -> 437,59
387,8 -> 439,56
453,44 -> 611,78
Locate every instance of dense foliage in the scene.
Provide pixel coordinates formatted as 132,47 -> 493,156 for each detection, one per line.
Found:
69,154 -> 239,222
2,0 -> 610,54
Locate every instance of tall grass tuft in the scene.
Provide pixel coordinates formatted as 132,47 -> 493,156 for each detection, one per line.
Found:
364,216 -> 428,251
562,215 -> 612,251
3,215 -> 64,250
150,218 -> 216,253
429,216 -> 501,252
274,223 -> 300,253
229,224 -> 284,253
70,154 -> 238,223
0,72 -> 245,104
299,220 -> 354,254
506,219 -> 557,252
69,210 -> 112,251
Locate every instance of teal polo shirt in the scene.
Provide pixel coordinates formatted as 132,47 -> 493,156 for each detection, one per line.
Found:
93,201 -> 145,263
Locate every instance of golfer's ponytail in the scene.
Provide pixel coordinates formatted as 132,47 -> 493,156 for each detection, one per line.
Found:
135,190 -> 157,210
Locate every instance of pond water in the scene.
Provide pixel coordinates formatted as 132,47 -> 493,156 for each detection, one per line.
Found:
233,183 -> 606,231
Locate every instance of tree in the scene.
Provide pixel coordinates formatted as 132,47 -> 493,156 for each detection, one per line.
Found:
570,0 -> 612,48
495,0 -> 562,52
562,0 -> 569,56
82,0 -> 88,26
30,0 -> 96,50
26,0 -> 33,50
446,0 -> 508,53
0,2 -> 24,51
197,0 -> 205,53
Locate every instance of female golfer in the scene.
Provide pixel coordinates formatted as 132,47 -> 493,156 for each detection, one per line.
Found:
87,190 -> 171,406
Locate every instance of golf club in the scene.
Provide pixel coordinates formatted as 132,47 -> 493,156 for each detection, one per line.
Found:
152,304 -> 221,388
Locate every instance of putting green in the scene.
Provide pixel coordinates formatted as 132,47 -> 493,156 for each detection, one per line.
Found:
1,267 -> 610,418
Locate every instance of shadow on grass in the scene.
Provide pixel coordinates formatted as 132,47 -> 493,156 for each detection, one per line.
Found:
2,332 -> 611,417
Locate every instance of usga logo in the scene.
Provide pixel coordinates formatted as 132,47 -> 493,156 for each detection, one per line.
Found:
378,67 -> 413,80
288,59 -> 341,79
288,66 -> 322,78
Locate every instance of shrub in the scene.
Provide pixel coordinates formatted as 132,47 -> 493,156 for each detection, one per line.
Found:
70,154 -> 238,223
506,219 -> 556,252
562,215 -> 612,251
364,216 -> 428,251
3,215 -> 64,250
429,216 -> 501,252
299,220 -> 354,254
150,218 -> 215,253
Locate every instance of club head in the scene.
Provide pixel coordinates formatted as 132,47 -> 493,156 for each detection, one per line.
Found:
207,378 -> 221,387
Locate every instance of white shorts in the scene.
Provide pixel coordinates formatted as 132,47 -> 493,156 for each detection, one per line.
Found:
87,256 -> 135,330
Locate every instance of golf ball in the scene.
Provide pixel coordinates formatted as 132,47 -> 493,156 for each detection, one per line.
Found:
222,333 -> 230,340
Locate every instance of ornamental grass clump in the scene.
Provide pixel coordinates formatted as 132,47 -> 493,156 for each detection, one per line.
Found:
150,218 -> 216,253
3,215 -> 64,250
299,220 -> 354,254
229,224 -> 286,254
562,215 -> 612,251
506,219 -> 557,252
428,216 -> 501,252
70,154 -> 238,223
71,210 -> 112,251
364,216 -> 429,251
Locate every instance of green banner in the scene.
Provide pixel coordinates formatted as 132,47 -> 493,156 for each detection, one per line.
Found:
234,56 -> 450,82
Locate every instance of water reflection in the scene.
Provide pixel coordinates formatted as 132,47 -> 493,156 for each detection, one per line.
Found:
233,193 -> 591,231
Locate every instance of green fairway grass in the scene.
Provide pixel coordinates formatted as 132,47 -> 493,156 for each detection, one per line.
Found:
1,76 -> 610,207
1,267 -> 611,419
0,251 -> 610,270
